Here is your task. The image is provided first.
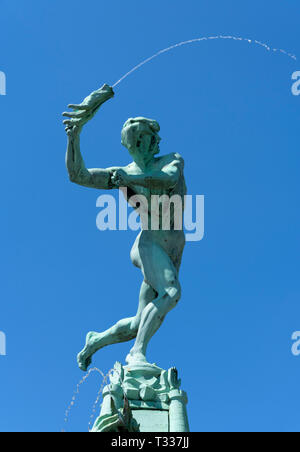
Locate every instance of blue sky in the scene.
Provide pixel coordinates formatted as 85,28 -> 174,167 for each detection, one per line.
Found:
0,0 -> 299,432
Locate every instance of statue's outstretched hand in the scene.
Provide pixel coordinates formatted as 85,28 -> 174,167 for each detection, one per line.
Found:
62,84 -> 114,134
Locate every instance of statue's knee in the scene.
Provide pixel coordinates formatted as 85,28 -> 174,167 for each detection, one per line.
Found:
167,285 -> 181,310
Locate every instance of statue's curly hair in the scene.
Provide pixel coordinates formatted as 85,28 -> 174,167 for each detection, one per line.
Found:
121,117 -> 160,151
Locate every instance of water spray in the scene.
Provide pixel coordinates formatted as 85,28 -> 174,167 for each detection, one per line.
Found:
112,35 -> 297,88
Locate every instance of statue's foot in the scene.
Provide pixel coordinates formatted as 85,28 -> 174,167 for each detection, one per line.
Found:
125,349 -> 163,377
125,349 -> 148,366
77,331 -> 102,372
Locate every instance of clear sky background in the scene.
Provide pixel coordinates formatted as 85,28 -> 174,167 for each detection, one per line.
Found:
0,0 -> 299,432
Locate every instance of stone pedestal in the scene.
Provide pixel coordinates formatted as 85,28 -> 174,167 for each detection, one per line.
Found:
91,361 -> 189,433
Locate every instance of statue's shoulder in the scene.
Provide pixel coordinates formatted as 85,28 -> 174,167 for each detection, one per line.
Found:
106,164 -> 132,172
159,152 -> 184,168
106,165 -> 122,172
123,162 -> 137,173
173,152 -> 184,165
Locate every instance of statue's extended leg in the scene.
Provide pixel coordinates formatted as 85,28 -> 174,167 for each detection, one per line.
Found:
126,240 -> 181,365
77,282 -> 156,371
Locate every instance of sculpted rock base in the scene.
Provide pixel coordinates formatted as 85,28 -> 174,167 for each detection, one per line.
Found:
91,361 -> 189,433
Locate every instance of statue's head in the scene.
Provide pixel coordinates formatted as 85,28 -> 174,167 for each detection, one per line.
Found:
121,117 -> 161,160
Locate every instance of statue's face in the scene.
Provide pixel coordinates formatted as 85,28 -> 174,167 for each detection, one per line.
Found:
134,131 -> 161,157
121,118 -> 161,161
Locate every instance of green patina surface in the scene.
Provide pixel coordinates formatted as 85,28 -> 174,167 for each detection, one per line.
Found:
63,85 -> 189,432
63,84 -> 186,372
91,362 -> 189,433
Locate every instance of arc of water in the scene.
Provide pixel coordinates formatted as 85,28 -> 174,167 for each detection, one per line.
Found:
63,367 -> 112,432
62,365 -> 126,432
87,368 -> 113,432
88,366 -> 127,431
112,36 -> 297,88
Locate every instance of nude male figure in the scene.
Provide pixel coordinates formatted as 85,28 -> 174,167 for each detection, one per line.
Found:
63,84 -> 186,371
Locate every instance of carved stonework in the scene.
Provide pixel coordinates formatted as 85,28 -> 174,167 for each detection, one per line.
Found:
92,396 -> 140,433
91,362 -> 189,433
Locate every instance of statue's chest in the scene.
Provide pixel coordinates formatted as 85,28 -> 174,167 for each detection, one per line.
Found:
131,184 -> 168,199
126,162 -> 168,199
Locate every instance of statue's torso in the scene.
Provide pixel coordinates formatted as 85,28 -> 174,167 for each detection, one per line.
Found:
123,153 -> 187,224
123,153 -> 186,269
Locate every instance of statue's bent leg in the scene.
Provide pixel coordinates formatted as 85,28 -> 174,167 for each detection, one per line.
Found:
127,240 -> 181,364
77,282 -> 157,371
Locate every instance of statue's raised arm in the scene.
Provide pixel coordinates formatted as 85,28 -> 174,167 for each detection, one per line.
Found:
63,84 -> 117,189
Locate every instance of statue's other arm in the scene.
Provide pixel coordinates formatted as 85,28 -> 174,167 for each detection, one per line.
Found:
63,84 -> 116,189
66,129 -> 115,189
